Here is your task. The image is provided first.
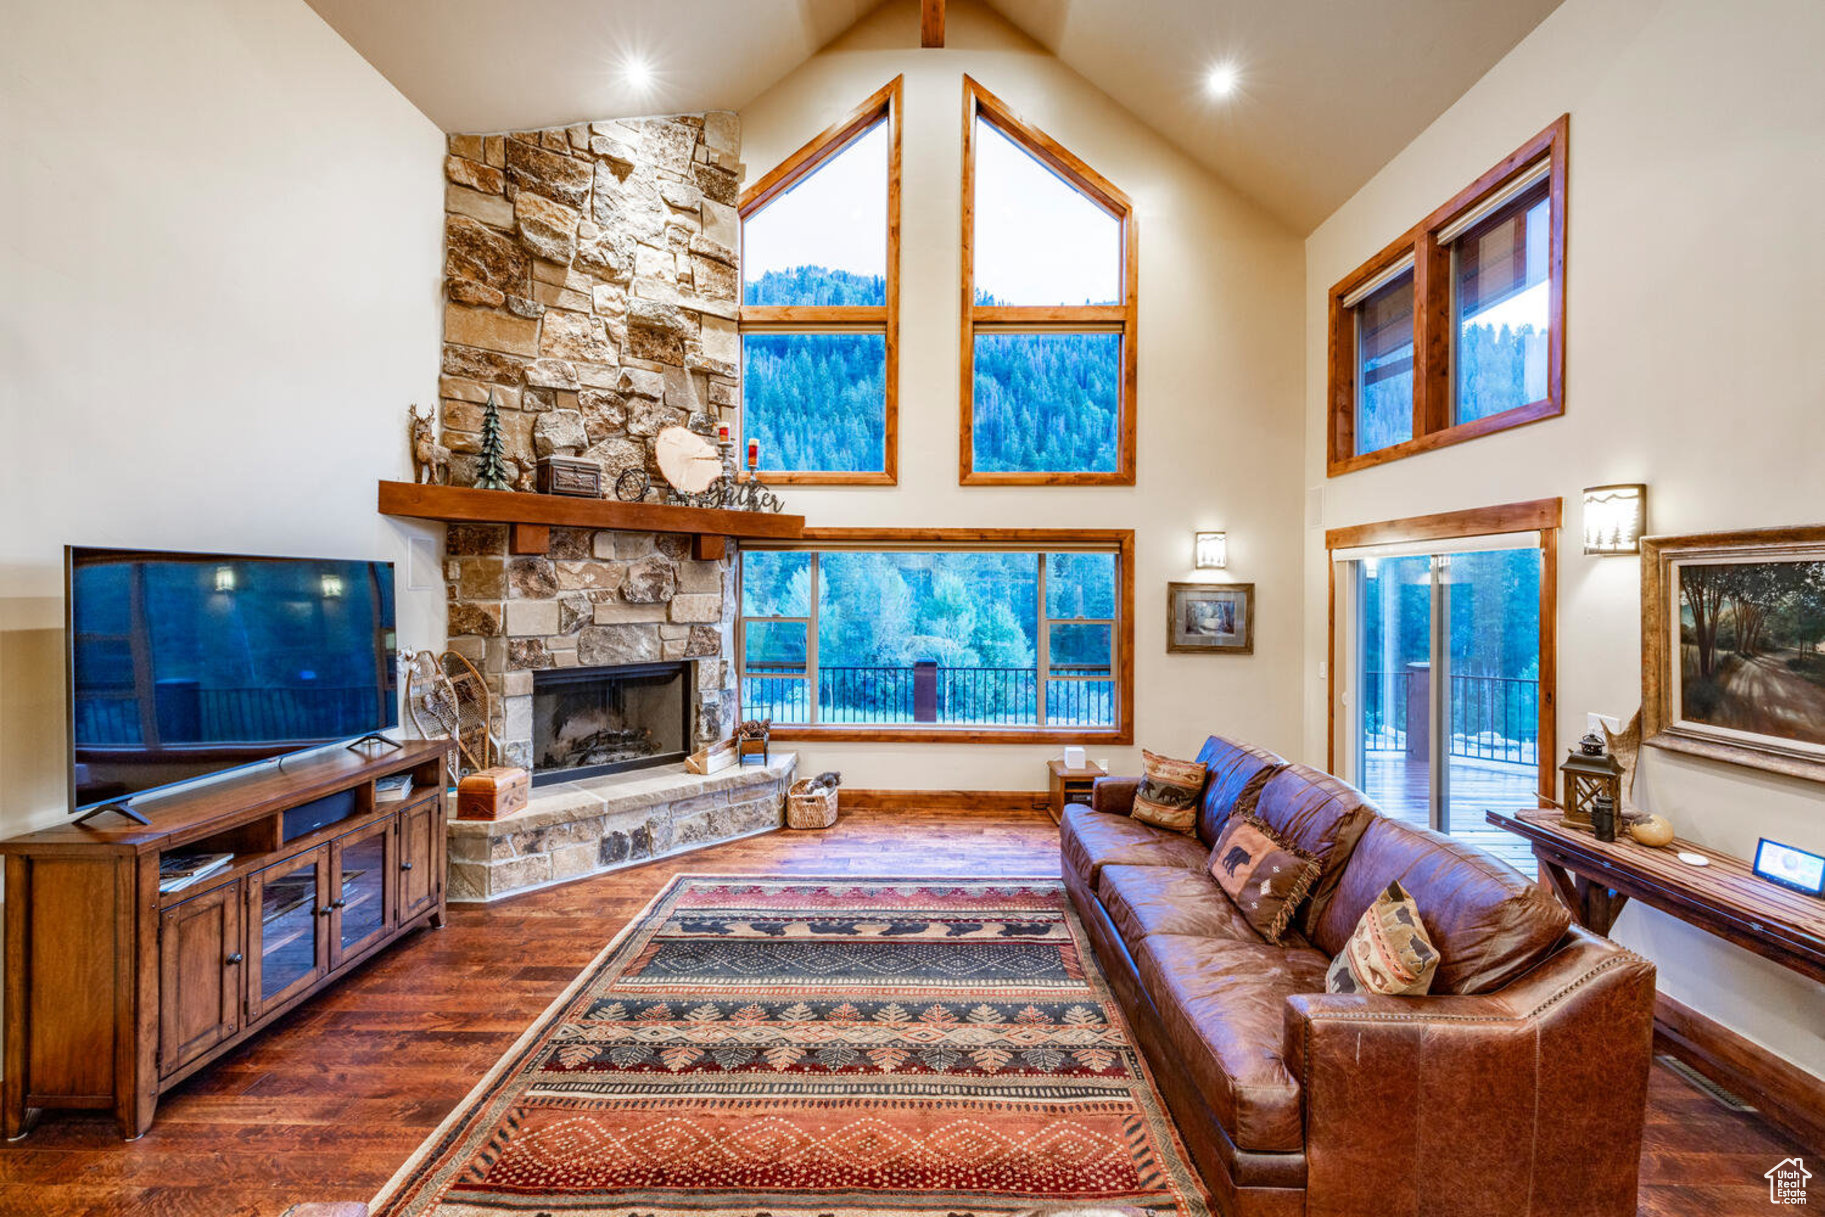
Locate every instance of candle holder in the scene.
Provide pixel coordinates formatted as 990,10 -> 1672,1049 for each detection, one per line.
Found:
677,432 -> 786,514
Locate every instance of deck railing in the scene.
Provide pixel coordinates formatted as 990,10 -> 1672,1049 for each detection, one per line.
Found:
742,663 -> 1113,727
1362,669 -> 1538,765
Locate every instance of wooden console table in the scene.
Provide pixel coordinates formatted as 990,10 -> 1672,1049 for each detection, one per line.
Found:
1488,809 -> 1825,984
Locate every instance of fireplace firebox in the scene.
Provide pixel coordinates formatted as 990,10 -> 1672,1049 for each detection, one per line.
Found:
531,662 -> 692,785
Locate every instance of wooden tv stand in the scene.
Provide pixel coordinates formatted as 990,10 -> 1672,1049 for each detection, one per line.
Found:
1,738 -> 452,1139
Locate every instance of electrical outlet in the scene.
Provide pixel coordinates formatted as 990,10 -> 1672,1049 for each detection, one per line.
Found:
1318,660 -> 1328,679
409,536 -> 440,590
1587,712 -> 1621,736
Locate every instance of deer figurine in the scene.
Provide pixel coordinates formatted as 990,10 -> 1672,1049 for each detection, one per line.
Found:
410,404 -> 451,486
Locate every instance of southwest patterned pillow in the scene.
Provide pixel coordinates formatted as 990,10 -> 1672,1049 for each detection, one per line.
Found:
1325,880 -> 1439,997
1206,813 -> 1322,943
1130,750 -> 1208,834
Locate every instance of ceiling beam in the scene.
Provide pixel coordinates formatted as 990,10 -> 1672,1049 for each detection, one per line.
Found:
921,0 -> 945,47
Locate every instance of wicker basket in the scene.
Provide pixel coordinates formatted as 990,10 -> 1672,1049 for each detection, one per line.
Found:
786,779 -> 839,830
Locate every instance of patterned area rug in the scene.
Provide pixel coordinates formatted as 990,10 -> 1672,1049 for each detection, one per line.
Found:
372,876 -> 1211,1216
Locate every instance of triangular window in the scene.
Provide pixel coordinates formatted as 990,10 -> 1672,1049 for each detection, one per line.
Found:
738,79 -> 901,482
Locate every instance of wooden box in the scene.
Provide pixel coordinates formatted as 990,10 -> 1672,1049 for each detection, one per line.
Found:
537,455 -> 604,498
457,766 -> 530,821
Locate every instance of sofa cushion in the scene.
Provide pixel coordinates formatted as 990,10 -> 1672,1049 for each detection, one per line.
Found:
1060,804 -> 1210,888
1325,878 -> 1439,996
1135,933 -> 1328,1153
1131,749 -> 1209,834
1250,763 -> 1377,935
1311,815 -> 1573,995
1098,864 -> 1273,947
1192,735 -> 1287,845
1207,813 -> 1324,944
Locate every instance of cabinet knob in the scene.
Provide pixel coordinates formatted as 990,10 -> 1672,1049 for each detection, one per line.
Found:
225,953 -> 243,965
317,906 -> 334,917
330,898 -> 346,910
400,861 -> 414,872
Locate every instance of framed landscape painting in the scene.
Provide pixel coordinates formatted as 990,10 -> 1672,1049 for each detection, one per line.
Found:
1167,582 -> 1254,654
1642,524 -> 1825,783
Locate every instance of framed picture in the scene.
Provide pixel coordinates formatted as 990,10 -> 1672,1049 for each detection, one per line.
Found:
1642,524 -> 1825,783
1167,582 -> 1254,654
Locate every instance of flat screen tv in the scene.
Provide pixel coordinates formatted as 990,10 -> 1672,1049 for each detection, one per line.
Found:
66,546 -> 399,817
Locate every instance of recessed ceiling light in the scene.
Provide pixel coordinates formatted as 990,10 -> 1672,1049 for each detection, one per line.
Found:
624,55 -> 655,93
1205,61 -> 1241,98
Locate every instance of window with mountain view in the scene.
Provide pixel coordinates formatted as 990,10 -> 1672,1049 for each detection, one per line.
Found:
739,533 -> 1132,742
738,78 -> 900,482
1326,115 -> 1566,476
1451,180 -> 1551,425
961,77 -> 1136,484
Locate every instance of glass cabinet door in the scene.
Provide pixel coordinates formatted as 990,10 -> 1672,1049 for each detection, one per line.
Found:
249,846 -> 327,1017
331,819 -> 393,967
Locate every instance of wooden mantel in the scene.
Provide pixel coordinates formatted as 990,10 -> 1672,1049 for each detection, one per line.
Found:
376,481 -> 804,560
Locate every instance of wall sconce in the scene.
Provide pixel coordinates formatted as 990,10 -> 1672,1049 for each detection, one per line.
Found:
1582,484 -> 1647,555
320,573 -> 345,599
1193,531 -> 1228,570
213,565 -> 237,593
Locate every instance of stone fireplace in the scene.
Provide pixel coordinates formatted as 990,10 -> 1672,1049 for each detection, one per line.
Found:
433,108 -> 794,904
532,661 -> 691,783
442,521 -> 734,770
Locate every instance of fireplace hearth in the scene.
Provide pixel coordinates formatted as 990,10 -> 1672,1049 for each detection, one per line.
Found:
532,662 -> 691,784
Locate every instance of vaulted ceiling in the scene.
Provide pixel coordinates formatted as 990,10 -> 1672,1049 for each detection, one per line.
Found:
303,0 -> 1563,233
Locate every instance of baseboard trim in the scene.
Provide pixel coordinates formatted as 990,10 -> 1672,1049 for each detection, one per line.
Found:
837,789 -> 1049,813
1654,992 -> 1825,1153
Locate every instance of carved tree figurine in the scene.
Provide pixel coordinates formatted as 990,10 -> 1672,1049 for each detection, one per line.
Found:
409,404 -> 451,485
473,389 -> 512,491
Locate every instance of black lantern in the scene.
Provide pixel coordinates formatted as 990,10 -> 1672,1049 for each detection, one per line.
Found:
1590,793 -> 1617,843
1560,732 -> 1622,832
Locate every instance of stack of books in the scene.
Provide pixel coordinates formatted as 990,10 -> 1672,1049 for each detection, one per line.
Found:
376,774 -> 414,804
158,852 -> 233,895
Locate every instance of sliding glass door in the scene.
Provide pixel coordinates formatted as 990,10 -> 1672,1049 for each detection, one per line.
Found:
1349,544 -> 1544,872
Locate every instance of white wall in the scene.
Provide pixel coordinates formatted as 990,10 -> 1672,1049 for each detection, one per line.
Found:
0,0 -> 447,840
1302,0 -> 1825,1073
738,0 -> 1308,792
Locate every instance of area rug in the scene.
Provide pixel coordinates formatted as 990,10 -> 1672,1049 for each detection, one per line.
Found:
371,876 -> 1211,1216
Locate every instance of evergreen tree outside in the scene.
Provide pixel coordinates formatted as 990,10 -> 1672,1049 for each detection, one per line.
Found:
741,268 -> 1126,475
738,550 -> 1117,727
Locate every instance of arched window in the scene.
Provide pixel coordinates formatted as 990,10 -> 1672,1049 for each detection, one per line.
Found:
738,77 -> 901,484
960,76 -> 1136,485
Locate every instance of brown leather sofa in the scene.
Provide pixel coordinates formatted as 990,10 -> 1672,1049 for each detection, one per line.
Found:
1063,735 -> 1657,1217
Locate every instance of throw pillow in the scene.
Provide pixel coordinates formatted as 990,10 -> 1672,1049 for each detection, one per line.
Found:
1131,749 -> 1208,834
1206,813 -> 1322,943
1325,880 -> 1439,997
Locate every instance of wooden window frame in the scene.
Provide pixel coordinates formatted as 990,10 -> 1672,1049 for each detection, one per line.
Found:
1327,115 -> 1569,477
1324,497 -> 1561,802
738,76 -> 902,486
959,76 -> 1138,486
736,527 -> 1135,744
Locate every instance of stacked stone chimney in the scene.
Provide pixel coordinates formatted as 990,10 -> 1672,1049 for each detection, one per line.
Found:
434,113 -> 745,764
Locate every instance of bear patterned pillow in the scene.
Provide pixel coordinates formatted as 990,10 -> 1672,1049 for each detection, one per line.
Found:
1130,749 -> 1208,834
1325,880 -> 1439,997
1206,813 -> 1322,943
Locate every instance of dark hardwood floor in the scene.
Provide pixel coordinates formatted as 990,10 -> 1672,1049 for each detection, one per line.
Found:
0,805 -> 1806,1216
